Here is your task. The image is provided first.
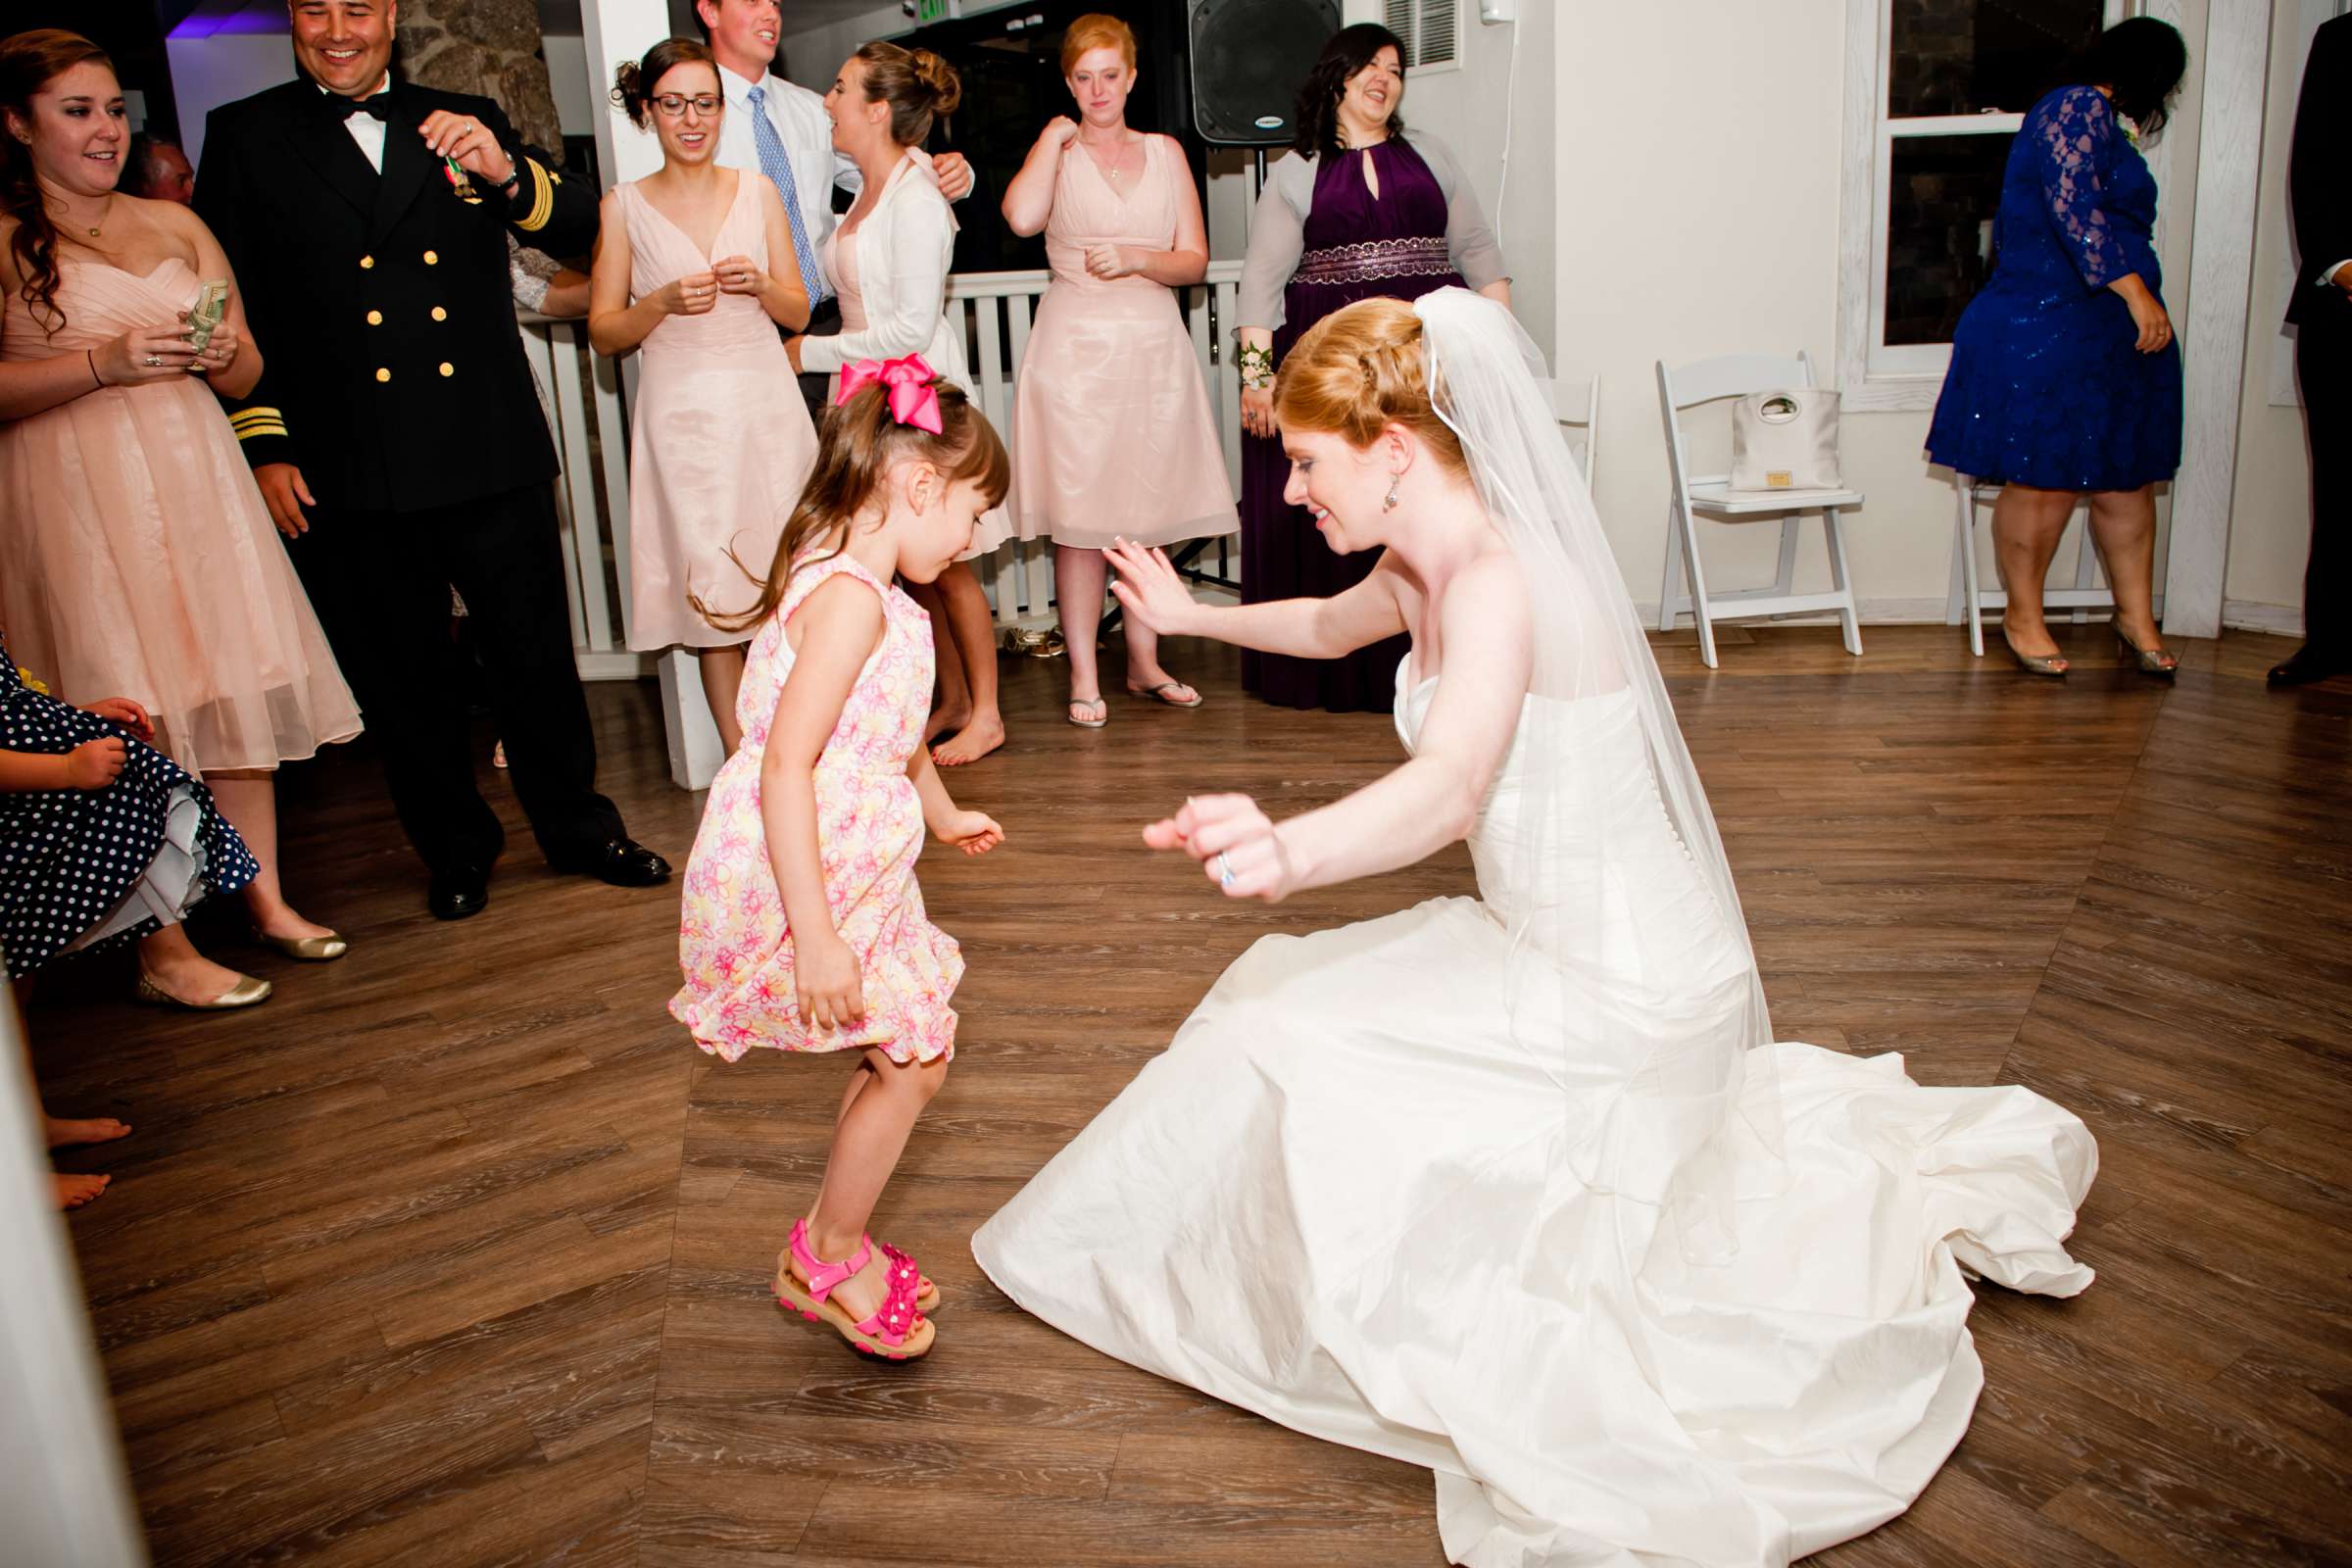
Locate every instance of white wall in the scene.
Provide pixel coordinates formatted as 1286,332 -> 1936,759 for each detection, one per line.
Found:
778,5 -> 913,87
543,33 -> 597,137
169,30 -> 297,172
1544,0 -> 2255,621
1342,0 -> 1556,368
2226,3 -> 2328,632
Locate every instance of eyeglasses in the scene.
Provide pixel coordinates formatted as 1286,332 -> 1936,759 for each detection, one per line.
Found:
652,94 -> 721,117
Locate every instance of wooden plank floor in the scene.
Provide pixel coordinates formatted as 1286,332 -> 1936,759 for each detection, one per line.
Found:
25,622 -> 2352,1567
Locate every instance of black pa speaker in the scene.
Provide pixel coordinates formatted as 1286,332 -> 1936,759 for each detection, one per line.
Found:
1187,0 -> 1340,146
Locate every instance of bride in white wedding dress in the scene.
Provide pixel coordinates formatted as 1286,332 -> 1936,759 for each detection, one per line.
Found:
970,291 -> 2097,1568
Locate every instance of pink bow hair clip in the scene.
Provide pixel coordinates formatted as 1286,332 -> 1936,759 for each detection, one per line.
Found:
836,353 -> 944,434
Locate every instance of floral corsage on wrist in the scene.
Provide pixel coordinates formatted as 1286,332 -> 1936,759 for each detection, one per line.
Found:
1234,339 -> 1275,392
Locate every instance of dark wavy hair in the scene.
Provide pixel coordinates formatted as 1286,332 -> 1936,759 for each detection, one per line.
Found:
611,36 -> 719,131
1290,23 -> 1405,159
0,28 -> 116,336
2072,17 -> 2187,139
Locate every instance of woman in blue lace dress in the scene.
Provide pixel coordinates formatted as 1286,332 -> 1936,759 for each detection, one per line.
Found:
1927,20 -> 2188,677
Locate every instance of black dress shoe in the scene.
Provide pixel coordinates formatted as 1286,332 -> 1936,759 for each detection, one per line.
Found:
2267,644 -> 2351,688
428,865 -> 491,920
555,838 -> 672,888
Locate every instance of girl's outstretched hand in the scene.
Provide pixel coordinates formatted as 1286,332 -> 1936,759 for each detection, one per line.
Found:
1105,539 -> 1198,637
936,809 -> 1004,857
1144,793 -> 1298,903
81,697 -> 153,744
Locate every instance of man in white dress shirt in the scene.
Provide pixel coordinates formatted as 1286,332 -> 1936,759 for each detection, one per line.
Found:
695,0 -> 974,413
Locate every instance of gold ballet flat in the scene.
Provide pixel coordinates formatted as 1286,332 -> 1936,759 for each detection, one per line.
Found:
134,971 -> 272,1010
258,930 -> 348,962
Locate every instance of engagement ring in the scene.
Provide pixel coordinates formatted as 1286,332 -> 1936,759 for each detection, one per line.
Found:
144,354 -> 160,367
1217,851 -> 1236,888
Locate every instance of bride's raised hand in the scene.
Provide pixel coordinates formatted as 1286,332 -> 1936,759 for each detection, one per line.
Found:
1143,793 -> 1298,903
1105,538 -> 1200,637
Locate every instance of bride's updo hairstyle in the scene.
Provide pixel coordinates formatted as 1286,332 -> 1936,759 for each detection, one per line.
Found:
853,41 -> 962,147
1272,296 -> 1467,478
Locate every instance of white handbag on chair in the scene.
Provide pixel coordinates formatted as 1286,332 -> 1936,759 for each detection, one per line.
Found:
1729,388 -> 1843,492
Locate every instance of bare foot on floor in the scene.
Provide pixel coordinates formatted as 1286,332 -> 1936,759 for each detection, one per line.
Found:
45,1116 -> 129,1150
932,710 -> 1005,766
55,1172 -> 109,1209
923,701 -> 971,747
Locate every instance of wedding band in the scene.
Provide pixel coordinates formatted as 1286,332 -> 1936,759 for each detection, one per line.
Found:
1217,851 -> 1236,888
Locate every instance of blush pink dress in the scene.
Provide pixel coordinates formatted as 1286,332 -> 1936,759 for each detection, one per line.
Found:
0,257 -> 360,773
823,220 -> 1013,562
670,552 -> 963,1063
1008,134 -> 1236,551
617,172 -> 818,649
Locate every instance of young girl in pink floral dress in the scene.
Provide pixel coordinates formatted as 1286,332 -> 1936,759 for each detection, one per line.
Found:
671,356 -> 1009,1360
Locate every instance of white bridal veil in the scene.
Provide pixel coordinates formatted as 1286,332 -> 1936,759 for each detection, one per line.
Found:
1412,288 -> 1783,1261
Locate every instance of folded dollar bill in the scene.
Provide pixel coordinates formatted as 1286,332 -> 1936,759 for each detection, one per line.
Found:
184,279 -> 229,355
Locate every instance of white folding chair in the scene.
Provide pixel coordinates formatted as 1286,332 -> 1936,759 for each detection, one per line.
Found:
1944,475 -> 2113,657
1548,369 -> 1602,493
1655,352 -> 1865,668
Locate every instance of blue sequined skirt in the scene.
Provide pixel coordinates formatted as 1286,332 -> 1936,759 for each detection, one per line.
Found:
1926,281 -> 2181,492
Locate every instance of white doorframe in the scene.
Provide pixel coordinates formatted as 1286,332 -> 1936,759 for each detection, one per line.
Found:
2167,1 -> 2276,640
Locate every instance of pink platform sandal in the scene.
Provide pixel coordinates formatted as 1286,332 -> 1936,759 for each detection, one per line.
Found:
775,1234 -> 940,1313
774,1218 -> 936,1359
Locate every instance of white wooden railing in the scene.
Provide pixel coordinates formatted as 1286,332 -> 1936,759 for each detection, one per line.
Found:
526,259 -> 1250,696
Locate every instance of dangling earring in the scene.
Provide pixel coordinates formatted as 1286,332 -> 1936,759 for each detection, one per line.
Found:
1383,475 -> 1400,512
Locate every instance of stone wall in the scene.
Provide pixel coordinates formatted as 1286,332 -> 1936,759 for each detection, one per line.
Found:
397,0 -> 563,155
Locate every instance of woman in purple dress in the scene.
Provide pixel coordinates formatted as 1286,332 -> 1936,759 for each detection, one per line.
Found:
1233,24 -> 1509,711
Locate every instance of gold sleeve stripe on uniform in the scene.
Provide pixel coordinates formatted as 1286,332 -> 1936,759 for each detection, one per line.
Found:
229,408 -> 289,440
515,158 -> 555,232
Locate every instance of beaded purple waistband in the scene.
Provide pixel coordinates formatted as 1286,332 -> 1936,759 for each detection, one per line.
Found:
1294,236 -> 1455,288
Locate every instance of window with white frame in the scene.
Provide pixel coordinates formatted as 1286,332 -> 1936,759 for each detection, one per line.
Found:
1839,0 -> 2131,409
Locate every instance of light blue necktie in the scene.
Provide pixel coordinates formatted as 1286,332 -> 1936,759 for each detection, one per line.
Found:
745,83 -> 830,306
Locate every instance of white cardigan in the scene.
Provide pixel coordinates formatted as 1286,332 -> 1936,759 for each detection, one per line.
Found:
798,148 -> 974,396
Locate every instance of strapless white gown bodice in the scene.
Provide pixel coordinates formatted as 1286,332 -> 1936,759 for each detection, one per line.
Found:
975,670 -> 2099,1567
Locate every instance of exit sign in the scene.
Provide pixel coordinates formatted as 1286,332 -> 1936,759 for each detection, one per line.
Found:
916,0 -> 957,20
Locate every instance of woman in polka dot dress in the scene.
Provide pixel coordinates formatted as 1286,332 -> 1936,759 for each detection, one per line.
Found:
2,635 -> 261,997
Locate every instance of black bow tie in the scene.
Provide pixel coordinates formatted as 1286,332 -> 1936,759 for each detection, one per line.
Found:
332,94 -> 391,123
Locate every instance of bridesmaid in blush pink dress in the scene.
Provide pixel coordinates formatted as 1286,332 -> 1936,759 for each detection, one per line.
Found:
0,30 -> 360,1007
1001,17 -> 1235,729
590,39 -> 814,756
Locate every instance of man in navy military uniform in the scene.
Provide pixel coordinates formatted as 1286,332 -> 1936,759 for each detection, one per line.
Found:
197,0 -> 668,918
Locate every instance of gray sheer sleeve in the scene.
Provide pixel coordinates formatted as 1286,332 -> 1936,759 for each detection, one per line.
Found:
1415,135 -> 1508,292
508,234 -> 559,313
1238,154 -> 1315,332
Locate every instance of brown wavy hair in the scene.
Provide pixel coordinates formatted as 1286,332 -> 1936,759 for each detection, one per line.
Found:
851,40 -> 961,147
702,374 -> 1010,632
1274,296 -> 1467,477
0,29 -> 116,336
611,37 -> 720,131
